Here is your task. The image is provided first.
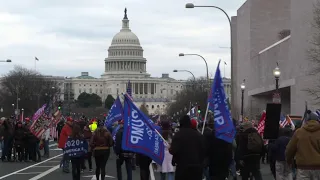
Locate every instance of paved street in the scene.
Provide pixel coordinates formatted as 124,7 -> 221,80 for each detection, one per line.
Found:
0,140 -> 274,180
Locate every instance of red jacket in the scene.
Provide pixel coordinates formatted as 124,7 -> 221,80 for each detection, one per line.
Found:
58,123 -> 72,149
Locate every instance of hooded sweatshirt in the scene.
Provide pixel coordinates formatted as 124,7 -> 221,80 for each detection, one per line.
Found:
286,120 -> 320,169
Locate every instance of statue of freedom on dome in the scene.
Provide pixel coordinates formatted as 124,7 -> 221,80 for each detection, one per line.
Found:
124,8 -> 128,19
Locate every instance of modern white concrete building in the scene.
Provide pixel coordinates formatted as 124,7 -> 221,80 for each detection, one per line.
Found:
231,0 -> 320,119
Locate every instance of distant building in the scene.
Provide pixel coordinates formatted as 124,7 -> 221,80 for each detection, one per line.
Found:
231,0 -> 319,118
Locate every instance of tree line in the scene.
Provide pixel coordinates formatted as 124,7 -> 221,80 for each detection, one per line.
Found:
0,66 -> 60,117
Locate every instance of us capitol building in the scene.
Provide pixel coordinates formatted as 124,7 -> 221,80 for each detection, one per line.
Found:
49,9 -> 231,114
62,10 -> 185,114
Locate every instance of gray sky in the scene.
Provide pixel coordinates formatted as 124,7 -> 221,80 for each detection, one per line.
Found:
0,0 -> 246,80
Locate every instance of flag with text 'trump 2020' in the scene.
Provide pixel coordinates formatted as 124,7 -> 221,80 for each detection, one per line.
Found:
105,96 -> 123,128
208,60 -> 235,143
122,94 -> 165,165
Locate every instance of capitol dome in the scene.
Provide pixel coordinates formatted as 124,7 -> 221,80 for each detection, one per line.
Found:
103,8 -> 148,78
111,30 -> 140,45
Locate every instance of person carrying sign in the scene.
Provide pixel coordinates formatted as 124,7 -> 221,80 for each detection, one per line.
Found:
64,124 -> 88,180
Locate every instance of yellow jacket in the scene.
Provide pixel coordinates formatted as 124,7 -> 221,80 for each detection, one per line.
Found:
89,122 -> 98,132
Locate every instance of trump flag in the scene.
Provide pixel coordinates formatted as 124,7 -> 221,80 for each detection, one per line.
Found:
208,60 -> 235,143
122,94 -> 165,165
105,96 -> 123,128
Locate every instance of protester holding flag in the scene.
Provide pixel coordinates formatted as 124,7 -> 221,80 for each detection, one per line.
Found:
90,126 -> 113,180
170,115 -> 205,180
115,124 -> 134,180
64,124 -> 88,180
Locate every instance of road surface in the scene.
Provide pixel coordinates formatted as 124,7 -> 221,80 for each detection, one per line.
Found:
0,140 -> 274,179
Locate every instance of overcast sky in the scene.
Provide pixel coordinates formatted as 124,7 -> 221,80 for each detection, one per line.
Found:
0,0 -> 246,80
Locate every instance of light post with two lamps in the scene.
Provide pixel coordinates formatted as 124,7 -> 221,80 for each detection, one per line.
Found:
178,53 -> 209,88
240,80 -> 246,120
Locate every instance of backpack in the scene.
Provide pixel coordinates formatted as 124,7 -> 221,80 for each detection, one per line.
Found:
247,132 -> 263,153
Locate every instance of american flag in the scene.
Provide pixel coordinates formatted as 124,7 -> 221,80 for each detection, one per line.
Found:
31,104 -> 47,121
280,114 -> 295,130
257,111 -> 266,136
126,80 -> 133,100
279,114 -> 287,127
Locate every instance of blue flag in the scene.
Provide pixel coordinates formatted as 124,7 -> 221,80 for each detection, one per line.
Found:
208,60 -> 235,143
105,96 -> 123,128
122,94 -> 165,164
112,124 -> 121,141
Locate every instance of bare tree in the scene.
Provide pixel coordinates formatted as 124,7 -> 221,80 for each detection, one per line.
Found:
139,102 -> 149,116
166,77 -> 208,117
0,66 -> 59,117
305,1 -> 320,104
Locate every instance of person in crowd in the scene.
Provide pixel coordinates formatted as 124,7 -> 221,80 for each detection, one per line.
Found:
137,154 -> 152,180
83,123 -> 93,172
238,122 -> 263,180
90,126 -> 113,180
56,119 -> 65,141
0,117 -> 5,159
271,127 -> 293,180
206,119 -> 233,180
115,122 -> 134,180
202,120 -> 214,180
58,117 -> 73,173
229,139 -> 238,180
170,115 -> 206,180
159,120 -> 175,180
42,125 -> 50,158
14,121 -> 25,162
286,111 -> 320,179
268,139 -> 276,179
1,119 -> 14,162
235,125 -> 244,176
89,119 -> 98,133
64,124 -> 88,180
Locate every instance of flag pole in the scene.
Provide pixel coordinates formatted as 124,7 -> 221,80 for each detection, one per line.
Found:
35,59 -> 36,71
201,102 -> 210,134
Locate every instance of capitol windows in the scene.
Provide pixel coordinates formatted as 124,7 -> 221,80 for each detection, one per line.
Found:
95,89 -> 98,94
79,89 -> 81,93
151,105 -> 154,109
157,105 -> 160,108
84,89 -> 86,93
146,105 -> 149,108
89,88 -> 92,93
100,89 -> 102,94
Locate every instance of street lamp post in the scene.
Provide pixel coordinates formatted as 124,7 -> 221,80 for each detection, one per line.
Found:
240,80 -> 246,120
273,63 -> 281,91
173,69 -> 196,82
179,53 -> 209,87
0,59 -> 12,62
0,108 -> 3,113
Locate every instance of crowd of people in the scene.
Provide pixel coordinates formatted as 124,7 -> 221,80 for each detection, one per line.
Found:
1,110 -> 320,180
0,116 -> 49,162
